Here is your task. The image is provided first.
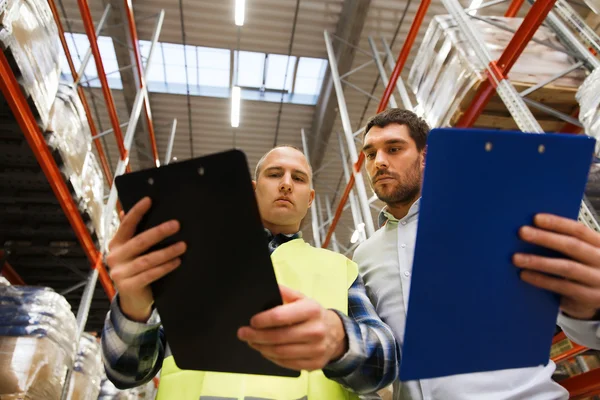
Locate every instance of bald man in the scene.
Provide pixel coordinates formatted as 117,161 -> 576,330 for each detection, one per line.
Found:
101,146 -> 399,399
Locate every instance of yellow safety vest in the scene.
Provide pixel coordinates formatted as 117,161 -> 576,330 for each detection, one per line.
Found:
156,238 -> 360,400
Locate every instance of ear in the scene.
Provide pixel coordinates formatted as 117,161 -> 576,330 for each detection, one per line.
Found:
252,180 -> 257,191
420,146 -> 427,170
308,188 -> 315,208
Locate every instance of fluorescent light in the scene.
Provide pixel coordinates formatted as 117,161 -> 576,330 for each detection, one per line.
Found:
235,0 -> 245,26
231,86 -> 241,128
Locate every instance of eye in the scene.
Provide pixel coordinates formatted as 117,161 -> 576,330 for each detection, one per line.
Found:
365,152 -> 375,160
293,176 -> 306,182
389,147 -> 401,153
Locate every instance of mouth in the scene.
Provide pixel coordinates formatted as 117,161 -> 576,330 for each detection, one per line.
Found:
275,198 -> 293,205
375,176 -> 394,184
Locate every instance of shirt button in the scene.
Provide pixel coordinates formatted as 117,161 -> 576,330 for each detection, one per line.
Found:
401,243 -> 406,248
404,271 -> 410,277
401,221 -> 407,225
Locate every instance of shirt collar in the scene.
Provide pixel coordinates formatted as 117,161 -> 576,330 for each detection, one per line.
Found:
378,198 -> 421,228
264,228 -> 302,240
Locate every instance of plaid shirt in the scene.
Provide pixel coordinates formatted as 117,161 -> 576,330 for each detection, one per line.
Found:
101,231 -> 399,394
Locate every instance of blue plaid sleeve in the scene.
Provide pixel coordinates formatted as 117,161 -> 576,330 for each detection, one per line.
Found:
322,275 -> 399,394
101,295 -> 165,389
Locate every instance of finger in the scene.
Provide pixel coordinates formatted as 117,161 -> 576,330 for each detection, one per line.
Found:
110,242 -> 187,282
249,299 -> 321,329
112,219 -> 180,262
248,342 -> 323,361
279,285 -> 305,304
534,214 -> 600,247
238,320 -> 324,345
520,270 -> 600,307
110,197 -> 152,248
519,226 -> 600,267
120,257 -> 182,290
513,253 -> 600,286
119,211 -> 125,219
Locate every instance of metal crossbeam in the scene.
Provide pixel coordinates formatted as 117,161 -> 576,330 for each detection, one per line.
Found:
519,61 -> 584,97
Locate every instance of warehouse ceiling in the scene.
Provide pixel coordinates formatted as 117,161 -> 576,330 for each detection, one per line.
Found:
35,0 -> 600,330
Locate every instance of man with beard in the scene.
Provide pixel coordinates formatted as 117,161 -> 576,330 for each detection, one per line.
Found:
354,108 -> 600,399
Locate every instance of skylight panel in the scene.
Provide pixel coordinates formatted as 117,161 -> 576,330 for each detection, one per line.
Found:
265,54 -> 296,91
197,47 -> 230,88
294,57 -> 328,96
60,33 -> 122,89
235,51 -> 265,88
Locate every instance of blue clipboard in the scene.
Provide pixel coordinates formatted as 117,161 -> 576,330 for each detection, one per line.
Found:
400,128 -> 596,381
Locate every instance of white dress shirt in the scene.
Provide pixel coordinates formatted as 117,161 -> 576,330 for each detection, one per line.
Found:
353,199 -> 600,400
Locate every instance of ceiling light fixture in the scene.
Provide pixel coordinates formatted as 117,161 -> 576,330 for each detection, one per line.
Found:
235,0 -> 246,26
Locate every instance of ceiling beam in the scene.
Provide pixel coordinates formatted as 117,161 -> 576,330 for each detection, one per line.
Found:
307,0 -> 372,173
106,0 -> 155,169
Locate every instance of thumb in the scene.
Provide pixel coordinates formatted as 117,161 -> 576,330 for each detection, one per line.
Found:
279,285 -> 305,304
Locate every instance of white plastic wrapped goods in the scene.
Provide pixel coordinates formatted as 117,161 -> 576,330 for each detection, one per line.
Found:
408,15 -> 585,128
0,286 -> 77,399
66,333 -> 102,400
102,209 -> 120,250
0,0 -> 61,129
0,336 -> 71,399
576,67 -> 600,158
0,277 -> 10,287
46,83 -> 92,180
75,151 -> 105,244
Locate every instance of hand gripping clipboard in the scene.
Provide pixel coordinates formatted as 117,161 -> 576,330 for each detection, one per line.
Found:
400,129 -> 596,381
115,149 -> 300,377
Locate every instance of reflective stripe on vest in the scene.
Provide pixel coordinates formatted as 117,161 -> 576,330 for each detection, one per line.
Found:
156,239 -> 359,400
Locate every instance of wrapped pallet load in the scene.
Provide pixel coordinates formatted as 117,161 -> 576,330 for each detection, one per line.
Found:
0,0 -> 61,129
0,285 -> 77,399
408,15 -> 586,130
65,333 -> 102,400
577,66 -> 600,159
46,84 -> 107,247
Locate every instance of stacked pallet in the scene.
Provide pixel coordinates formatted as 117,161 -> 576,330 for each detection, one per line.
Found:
46,84 -> 108,247
0,0 -> 118,249
577,66 -> 600,158
408,15 -> 586,132
0,285 -> 77,399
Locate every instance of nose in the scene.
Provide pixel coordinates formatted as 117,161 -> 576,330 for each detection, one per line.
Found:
279,174 -> 292,193
374,151 -> 388,170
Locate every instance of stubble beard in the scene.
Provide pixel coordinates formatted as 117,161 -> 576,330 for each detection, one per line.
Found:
373,159 -> 422,207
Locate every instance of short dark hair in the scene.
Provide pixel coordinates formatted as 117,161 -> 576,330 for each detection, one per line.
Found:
254,145 -> 312,181
364,108 -> 430,151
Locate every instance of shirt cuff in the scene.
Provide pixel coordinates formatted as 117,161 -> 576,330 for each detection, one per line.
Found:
557,311 -> 600,349
323,309 -> 365,378
109,294 -> 162,346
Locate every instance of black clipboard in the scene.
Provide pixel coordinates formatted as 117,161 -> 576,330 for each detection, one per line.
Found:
115,149 -> 300,377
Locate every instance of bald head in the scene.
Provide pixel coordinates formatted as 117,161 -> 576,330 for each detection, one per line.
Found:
254,146 -> 313,183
